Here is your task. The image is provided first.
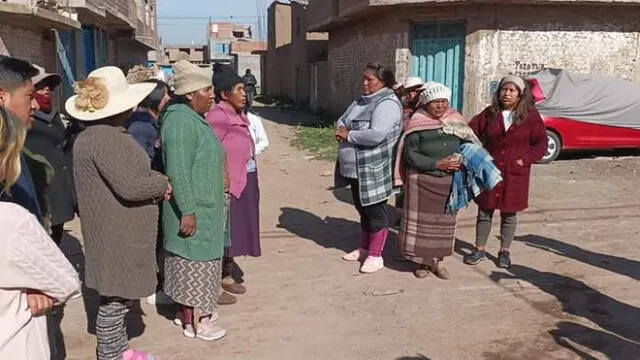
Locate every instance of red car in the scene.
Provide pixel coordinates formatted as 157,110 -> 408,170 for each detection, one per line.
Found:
541,116 -> 640,163
527,72 -> 640,163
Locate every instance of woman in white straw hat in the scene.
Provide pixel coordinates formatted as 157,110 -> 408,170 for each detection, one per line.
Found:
160,60 -> 228,341
66,66 -> 170,360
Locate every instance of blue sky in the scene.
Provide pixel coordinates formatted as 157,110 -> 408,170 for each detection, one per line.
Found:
158,0 -> 276,44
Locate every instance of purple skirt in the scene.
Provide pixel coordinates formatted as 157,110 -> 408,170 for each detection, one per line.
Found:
226,171 -> 261,257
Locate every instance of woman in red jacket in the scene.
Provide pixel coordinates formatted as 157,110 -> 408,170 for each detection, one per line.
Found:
464,76 -> 547,268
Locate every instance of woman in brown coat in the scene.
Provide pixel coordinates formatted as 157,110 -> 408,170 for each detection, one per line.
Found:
68,66 -> 170,360
464,75 -> 547,269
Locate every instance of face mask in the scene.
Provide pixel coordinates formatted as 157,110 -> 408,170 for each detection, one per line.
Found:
34,93 -> 52,113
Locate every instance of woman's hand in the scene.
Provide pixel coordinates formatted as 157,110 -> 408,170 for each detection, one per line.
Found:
164,183 -> 172,201
516,159 -> 524,166
335,127 -> 349,142
26,290 -> 55,317
436,156 -> 462,172
180,214 -> 197,237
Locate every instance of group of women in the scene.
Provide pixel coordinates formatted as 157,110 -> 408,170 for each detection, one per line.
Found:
336,63 -> 547,278
0,56 -> 265,360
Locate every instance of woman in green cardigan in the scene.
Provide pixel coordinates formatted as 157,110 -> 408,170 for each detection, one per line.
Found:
394,82 -> 480,279
161,60 -> 227,341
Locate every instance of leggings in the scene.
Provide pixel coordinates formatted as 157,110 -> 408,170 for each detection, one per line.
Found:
348,179 -> 389,233
475,209 -> 517,249
96,297 -> 130,360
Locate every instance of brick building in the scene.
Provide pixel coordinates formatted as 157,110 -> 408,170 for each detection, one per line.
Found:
266,0 -> 328,109
308,0 -> 640,116
209,22 -> 253,65
1,0 -> 159,104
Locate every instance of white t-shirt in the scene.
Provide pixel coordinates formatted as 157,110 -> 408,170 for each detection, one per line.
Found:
502,110 -> 515,131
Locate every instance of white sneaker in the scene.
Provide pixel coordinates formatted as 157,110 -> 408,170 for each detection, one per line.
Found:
360,256 -> 384,273
195,317 -> 226,341
342,248 -> 368,262
146,293 -> 156,305
174,312 -> 219,327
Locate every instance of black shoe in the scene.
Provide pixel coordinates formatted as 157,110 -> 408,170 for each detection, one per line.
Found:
464,249 -> 487,265
498,250 -> 512,269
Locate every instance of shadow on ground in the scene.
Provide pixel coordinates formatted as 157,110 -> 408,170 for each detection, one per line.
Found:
490,263 -> 640,358
516,234 -> 640,281
254,106 -> 330,127
396,355 -> 432,360
276,207 -> 415,273
59,231 -> 146,340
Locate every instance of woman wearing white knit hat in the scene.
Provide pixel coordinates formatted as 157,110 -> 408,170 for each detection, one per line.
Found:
160,60 -> 228,341
394,82 -> 480,279
67,66 -> 171,360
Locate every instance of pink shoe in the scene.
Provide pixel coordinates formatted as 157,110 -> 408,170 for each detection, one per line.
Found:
342,248 -> 368,262
122,349 -> 157,360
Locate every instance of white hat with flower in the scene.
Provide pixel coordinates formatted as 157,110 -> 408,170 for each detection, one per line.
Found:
64,66 -> 155,121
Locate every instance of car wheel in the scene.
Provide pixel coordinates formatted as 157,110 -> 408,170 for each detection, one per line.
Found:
539,130 -> 561,164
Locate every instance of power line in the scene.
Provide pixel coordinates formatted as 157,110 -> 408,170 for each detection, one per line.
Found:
158,16 -> 260,20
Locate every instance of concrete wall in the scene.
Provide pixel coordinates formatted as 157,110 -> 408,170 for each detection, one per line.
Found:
322,4 -> 640,116
236,53 -> 263,94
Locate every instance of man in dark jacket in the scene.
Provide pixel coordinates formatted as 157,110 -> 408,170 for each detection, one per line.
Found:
26,65 -> 76,246
242,69 -> 257,110
0,55 -> 45,222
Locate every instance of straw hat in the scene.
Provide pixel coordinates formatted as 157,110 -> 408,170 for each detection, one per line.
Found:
65,66 -> 155,121
31,64 -> 61,90
404,76 -> 424,89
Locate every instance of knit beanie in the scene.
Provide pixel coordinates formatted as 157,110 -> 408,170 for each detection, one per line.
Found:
212,63 -> 243,93
499,75 -> 526,92
172,60 -> 213,96
420,82 -> 452,105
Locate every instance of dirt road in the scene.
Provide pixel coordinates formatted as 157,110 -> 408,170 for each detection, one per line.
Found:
59,107 -> 640,360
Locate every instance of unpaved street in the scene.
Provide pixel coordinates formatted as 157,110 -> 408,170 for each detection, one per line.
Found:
59,107 -> 640,360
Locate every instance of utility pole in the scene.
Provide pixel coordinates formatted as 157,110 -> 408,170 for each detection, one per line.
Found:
207,16 -> 212,65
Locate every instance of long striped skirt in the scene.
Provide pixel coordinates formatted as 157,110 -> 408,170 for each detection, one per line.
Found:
398,169 -> 456,264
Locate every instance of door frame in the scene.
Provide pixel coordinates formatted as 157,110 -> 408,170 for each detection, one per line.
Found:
410,21 -> 467,111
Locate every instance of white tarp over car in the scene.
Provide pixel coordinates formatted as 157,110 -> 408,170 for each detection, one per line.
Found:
528,68 -> 640,130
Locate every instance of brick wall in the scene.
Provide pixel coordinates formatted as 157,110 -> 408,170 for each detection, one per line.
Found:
0,25 -> 46,65
326,16 -> 408,114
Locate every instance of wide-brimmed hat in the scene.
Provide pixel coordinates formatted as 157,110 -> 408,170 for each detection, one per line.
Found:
64,66 -> 155,121
404,76 -> 424,89
31,64 -> 61,90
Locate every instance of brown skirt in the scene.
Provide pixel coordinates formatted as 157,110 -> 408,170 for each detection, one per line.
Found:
398,169 -> 456,264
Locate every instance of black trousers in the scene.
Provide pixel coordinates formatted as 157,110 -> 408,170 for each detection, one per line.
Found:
348,178 -> 388,233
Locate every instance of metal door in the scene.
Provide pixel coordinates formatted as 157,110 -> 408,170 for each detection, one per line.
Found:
412,22 -> 466,111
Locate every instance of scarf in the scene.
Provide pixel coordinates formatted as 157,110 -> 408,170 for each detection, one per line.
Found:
394,108 -> 481,186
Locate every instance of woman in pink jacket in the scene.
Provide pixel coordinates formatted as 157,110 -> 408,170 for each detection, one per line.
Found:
206,64 -> 260,304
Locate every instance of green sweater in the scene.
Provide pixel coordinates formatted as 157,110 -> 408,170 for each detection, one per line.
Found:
404,129 -> 462,177
161,104 -> 226,262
